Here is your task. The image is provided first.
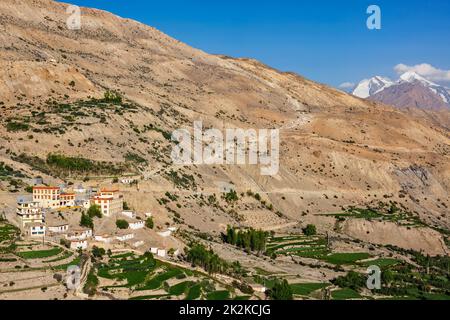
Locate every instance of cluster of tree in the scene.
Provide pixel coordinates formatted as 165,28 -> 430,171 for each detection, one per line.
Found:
223,190 -> 239,203
185,243 -> 227,274
267,279 -> 293,300
91,246 -> 106,258
80,213 -> 94,229
116,219 -> 129,229
87,205 -> 102,218
331,271 -> 366,291
223,226 -> 268,253
103,90 -> 122,104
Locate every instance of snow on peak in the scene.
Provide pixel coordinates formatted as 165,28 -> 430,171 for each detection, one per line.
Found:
399,71 -> 437,86
352,76 -> 393,98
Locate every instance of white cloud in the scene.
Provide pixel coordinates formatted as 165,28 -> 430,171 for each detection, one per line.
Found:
338,82 -> 355,89
394,63 -> 450,82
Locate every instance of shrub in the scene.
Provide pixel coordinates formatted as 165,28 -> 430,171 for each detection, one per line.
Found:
80,213 -> 94,229
303,224 -> 317,236
267,279 -> 293,300
145,217 -> 154,229
116,219 -> 129,229
87,205 -> 102,218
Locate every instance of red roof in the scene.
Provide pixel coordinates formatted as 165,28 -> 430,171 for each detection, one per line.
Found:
33,186 -> 60,190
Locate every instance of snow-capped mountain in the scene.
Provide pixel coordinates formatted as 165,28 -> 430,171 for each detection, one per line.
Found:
352,76 -> 394,98
352,72 -> 450,110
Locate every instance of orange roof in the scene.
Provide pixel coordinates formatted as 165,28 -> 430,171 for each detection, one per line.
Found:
60,193 -> 75,197
33,186 -> 59,190
100,189 -> 119,192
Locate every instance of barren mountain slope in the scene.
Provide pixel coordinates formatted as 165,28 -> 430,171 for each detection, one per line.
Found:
0,0 -> 449,244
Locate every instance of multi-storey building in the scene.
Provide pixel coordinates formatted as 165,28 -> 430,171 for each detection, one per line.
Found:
32,186 -> 60,209
16,199 -> 44,227
92,189 -> 123,217
59,193 -> 75,207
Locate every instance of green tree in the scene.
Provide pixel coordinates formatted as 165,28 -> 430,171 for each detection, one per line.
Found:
92,246 -> 105,258
116,219 -> 129,229
87,205 -> 102,218
145,217 -> 154,229
80,213 -> 94,229
303,224 -> 317,236
268,279 -> 293,300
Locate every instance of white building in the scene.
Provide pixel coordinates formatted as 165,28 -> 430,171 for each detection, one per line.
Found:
157,249 -> 166,258
70,239 -> 88,250
150,247 -> 158,254
16,199 -> 44,227
66,228 -> 93,241
94,234 -> 114,244
48,224 -> 69,233
120,178 -> 135,184
121,211 -> 136,219
129,220 -> 145,230
92,189 -> 123,217
157,230 -> 172,238
116,233 -> 134,242
29,223 -> 46,237
144,212 -> 153,218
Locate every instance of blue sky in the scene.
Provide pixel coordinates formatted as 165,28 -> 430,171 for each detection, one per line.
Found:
63,0 -> 450,88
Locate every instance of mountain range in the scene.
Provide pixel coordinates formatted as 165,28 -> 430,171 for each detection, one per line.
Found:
352,72 -> 450,110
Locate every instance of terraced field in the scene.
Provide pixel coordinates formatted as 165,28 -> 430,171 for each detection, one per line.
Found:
97,252 -> 249,300
0,222 -> 82,299
267,235 -> 372,265
323,208 -> 426,228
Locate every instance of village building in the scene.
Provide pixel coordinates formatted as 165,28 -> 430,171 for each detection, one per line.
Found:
121,210 -> 136,219
92,189 -> 123,217
157,230 -> 172,238
129,219 -> 145,230
94,234 -> 114,244
32,186 -> 60,209
120,178 -> 135,184
157,249 -> 167,258
16,198 -> 44,227
70,239 -> 88,250
48,223 -> 69,234
28,223 -> 46,237
66,228 -> 93,241
115,231 -> 135,242
59,193 -> 75,207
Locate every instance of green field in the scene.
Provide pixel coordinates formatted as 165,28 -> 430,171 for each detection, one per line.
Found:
358,258 -> 401,267
331,288 -> 362,300
290,283 -> 329,296
16,247 -> 63,259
